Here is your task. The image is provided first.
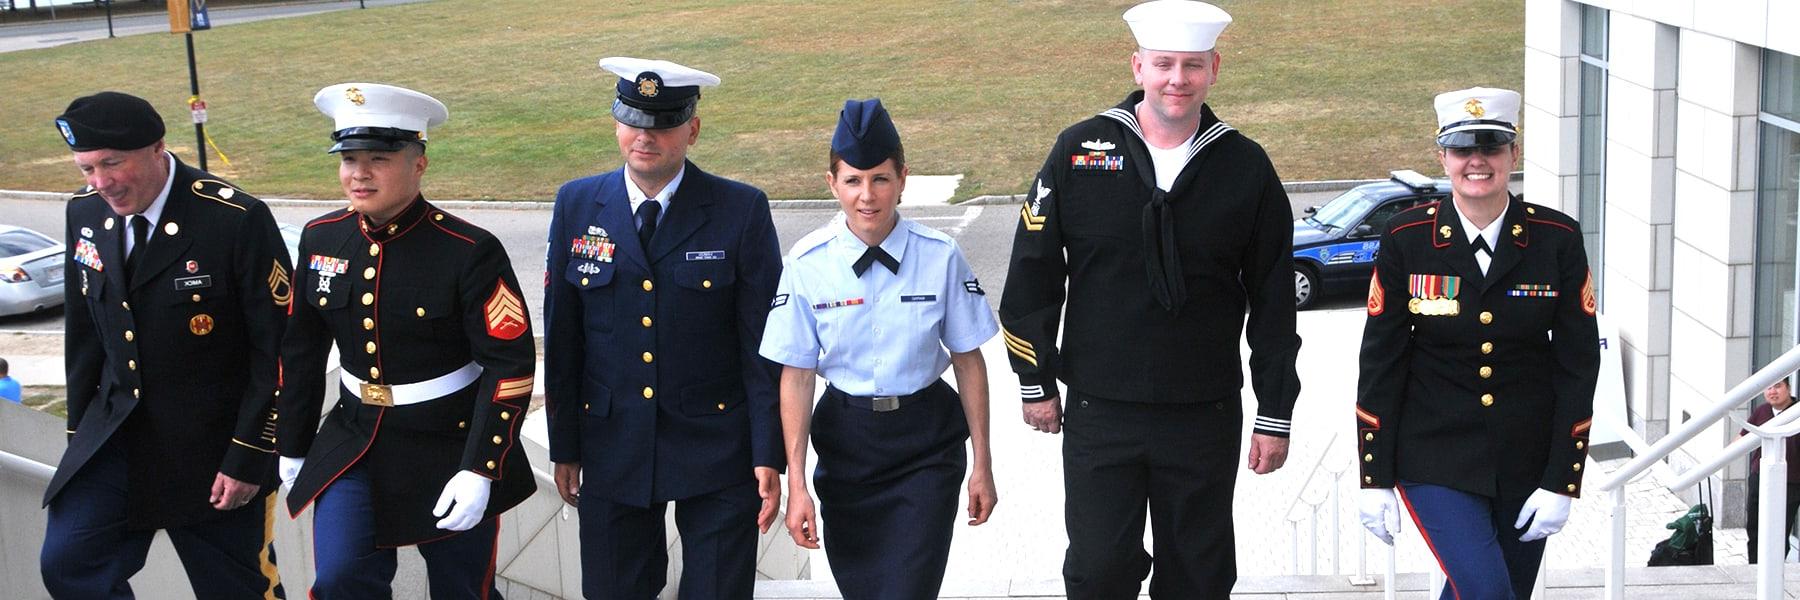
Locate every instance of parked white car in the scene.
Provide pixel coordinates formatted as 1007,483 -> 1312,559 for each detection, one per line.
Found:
0,225 -> 65,317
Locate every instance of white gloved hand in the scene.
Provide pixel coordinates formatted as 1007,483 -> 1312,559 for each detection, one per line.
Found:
433,470 -> 493,531
1359,488 -> 1402,545
278,456 -> 304,492
1514,488 -> 1572,542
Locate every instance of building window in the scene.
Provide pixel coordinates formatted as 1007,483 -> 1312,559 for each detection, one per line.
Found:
1578,3 -> 1608,301
1753,50 -> 1800,368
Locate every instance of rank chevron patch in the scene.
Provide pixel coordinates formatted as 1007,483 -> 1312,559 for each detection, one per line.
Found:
484,282 -> 528,340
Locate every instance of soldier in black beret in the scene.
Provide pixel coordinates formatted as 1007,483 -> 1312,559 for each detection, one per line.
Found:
41,91 -> 291,599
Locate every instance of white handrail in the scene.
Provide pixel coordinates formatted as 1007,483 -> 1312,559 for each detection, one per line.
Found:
1596,343 -> 1800,600
0,449 -> 56,482
1670,407 -> 1800,491
1594,347 -> 1800,492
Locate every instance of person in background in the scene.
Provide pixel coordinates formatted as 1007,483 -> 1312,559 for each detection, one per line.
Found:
1742,374 -> 1800,564
0,357 -> 21,403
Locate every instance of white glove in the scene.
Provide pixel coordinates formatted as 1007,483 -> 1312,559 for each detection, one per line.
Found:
1514,488 -> 1572,542
433,470 -> 493,532
278,456 -> 304,492
1358,488 -> 1401,545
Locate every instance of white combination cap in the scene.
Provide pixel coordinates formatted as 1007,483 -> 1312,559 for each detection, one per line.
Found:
598,57 -> 720,129
1433,87 -> 1520,148
313,83 -> 448,153
1123,0 -> 1232,53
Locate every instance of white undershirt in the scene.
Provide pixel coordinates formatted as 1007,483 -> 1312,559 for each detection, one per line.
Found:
1144,132 -> 1196,192
125,152 -> 177,255
1455,202 -> 1506,276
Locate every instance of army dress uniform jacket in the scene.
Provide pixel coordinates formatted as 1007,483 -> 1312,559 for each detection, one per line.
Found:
544,161 -> 783,507
277,198 -> 536,547
1356,197 -> 1599,501
999,94 -> 1302,437
49,154 -> 290,530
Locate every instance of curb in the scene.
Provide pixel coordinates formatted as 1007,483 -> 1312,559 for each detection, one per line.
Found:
0,172 -> 1522,211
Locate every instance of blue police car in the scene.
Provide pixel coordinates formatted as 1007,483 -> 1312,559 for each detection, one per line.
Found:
1293,170 -> 1450,309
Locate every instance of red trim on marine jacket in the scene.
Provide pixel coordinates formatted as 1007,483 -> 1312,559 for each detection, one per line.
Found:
1356,406 -> 1382,428
1389,219 -> 1434,236
291,408 -> 386,518
1572,418 -> 1592,437
1397,486 -> 1464,600
429,216 -> 477,245
306,210 -> 357,229
1527,218 -> 1575,233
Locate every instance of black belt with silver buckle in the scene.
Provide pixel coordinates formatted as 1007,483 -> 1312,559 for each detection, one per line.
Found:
827,380 -> 946,412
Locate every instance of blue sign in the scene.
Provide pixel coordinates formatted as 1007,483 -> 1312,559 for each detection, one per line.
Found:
191,0 -> 211,31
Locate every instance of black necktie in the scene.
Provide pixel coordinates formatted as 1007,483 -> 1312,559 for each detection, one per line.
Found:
125,215 -> 149,278
852,246 -> 899,277
1471,236 -> 1492,258
636,201 -> 661,251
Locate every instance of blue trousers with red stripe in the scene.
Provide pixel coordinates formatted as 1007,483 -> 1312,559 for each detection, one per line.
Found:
311,464 -> 502,600
40,439 -> 285,599
1398,481 -> 1546,600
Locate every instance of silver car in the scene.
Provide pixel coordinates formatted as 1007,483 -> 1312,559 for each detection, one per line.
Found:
0,225 -> 66,317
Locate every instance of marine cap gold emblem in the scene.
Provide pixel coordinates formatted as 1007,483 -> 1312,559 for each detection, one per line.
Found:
345,87 -> 366,106
1464,98 -> 1485,118
638,76 -> 659,98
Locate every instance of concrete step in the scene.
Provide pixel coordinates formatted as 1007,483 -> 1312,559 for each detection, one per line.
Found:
752,564 -> 1800,599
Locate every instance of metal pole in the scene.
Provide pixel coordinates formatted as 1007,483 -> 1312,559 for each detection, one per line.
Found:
184,32 -> 206,172
1606,487 -> 1625,599
1384,541 -> 1397,600
104,0 -> 114,37
1308,510 -> 1319,575
1330,476 -> 1343,575
1760,435 -> 1787,600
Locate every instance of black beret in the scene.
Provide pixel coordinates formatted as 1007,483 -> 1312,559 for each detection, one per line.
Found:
832,98 -> 902,170
55,92 -> 165,152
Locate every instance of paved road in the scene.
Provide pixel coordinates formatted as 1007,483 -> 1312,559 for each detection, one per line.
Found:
0,188 -> 1354,331
0,0 -> 432,53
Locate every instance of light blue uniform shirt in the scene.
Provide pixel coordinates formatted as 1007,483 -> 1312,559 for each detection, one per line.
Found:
760,217 -> 998,397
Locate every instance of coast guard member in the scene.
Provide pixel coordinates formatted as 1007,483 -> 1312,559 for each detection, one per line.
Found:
42,91 -> 290,599
276,83 -> 538,598
1356,87 -> 1599,600
763,98 -> 998,600
543,57 -> 784,599
1000,2 -> 1301,598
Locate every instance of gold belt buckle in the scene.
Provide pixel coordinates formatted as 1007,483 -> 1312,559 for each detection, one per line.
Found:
361,382 -> 395,407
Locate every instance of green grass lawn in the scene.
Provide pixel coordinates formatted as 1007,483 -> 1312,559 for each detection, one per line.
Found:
0,0 -> 1521,201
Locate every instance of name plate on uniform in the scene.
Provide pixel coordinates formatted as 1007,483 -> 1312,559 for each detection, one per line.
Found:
174,275 -> 212,290
900,294 -> 936,303
685,250 -> 726,261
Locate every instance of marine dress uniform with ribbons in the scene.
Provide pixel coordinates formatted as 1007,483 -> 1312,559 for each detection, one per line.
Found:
277,84 -> 537,598
1356,88 -> 1598,599
543,57 -> 784,599
44,91 -> 290,600
1000,3 -> 1301,597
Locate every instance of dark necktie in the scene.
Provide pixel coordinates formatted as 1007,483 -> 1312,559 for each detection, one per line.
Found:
852,246 -> 899,277
636,201 -> 661,251
1472,236 -> 1493,275
125,215 -> 149,278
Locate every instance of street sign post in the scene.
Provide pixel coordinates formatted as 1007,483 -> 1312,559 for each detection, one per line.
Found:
168,0 -> 213,170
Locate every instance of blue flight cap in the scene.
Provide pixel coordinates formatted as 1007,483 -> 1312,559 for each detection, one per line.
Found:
831,98 -> 902,170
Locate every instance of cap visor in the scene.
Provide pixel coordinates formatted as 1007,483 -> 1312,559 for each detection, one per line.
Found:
328,137 -> 414,154
1436,130 -> 1516,149
612,100 -> 694,130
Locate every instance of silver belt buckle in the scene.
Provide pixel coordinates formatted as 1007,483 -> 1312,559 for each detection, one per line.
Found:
871,396 -> 900,412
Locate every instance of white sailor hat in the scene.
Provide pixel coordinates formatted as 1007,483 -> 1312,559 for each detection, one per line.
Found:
600,57 -> 721,130
313,83 -> 448,153
1123,0 -> 1232,53
1433,87 -> 1519,149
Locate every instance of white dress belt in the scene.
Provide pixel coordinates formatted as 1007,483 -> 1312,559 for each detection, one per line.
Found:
339,361 -> 483,406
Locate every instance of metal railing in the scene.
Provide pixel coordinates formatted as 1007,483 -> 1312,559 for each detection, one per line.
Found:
0,449 -> 54,482
1593,344 -> 1800,600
